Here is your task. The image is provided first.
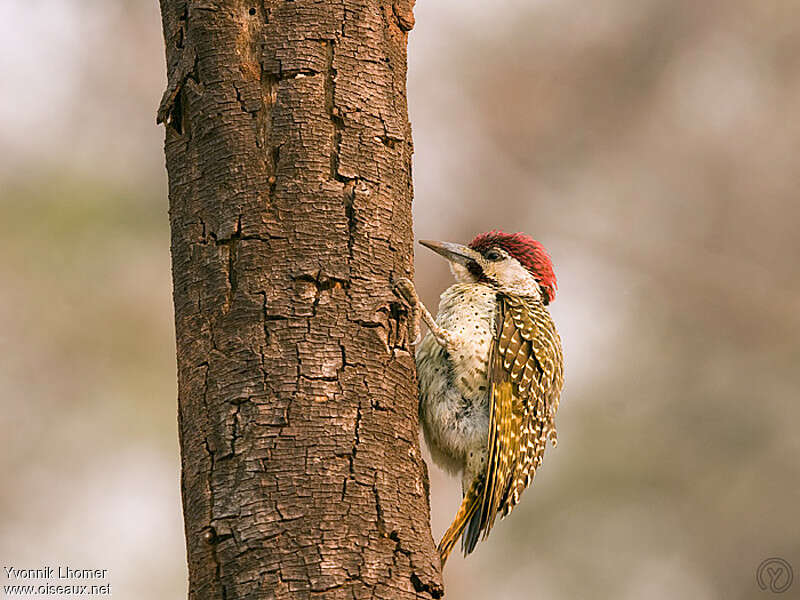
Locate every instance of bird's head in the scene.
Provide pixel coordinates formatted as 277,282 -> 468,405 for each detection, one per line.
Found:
420,231 -> 557,304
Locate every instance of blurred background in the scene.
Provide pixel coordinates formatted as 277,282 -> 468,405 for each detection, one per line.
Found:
1,1 -> 798,598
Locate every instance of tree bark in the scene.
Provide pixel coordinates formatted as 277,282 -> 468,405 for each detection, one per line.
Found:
157,1 -> 443,598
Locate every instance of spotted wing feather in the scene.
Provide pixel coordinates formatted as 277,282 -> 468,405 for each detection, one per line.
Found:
476,293 -> 564,541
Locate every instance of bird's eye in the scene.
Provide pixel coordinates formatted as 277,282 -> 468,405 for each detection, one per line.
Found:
485,249 -> 503,262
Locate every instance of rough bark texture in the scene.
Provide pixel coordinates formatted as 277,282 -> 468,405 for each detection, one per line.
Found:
157,1 -> 443,598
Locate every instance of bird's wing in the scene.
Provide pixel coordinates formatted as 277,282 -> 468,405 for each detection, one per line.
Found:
476,293 -> 564,541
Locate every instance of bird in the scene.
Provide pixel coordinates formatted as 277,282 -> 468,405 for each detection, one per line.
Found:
393,230 -> 564,566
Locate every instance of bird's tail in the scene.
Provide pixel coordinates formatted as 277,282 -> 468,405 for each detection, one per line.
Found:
437,477 -> 483,567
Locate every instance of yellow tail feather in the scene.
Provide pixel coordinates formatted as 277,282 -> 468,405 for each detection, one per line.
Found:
437,478 -> 482,567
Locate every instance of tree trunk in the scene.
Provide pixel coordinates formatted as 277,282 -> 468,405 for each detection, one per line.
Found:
157,1 -> 443,598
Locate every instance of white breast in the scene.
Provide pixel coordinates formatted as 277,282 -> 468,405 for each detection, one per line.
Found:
416,283 -> 497,474
435,284 -> 496,398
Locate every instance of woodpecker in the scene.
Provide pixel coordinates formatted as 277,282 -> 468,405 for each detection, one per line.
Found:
394,231 -> 564,566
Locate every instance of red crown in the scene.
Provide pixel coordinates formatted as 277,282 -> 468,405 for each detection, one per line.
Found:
469,230 -> 557,304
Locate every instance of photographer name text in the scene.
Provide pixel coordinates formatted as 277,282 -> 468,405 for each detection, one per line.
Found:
4,567 -> 107,580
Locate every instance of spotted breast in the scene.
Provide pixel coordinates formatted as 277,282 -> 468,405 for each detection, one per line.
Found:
416,283 -> 498,486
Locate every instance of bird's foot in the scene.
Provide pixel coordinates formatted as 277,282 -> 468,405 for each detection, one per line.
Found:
392,277 -> 418,308
392,277 -> 422,346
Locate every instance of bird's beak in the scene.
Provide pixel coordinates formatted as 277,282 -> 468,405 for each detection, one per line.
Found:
419,240 -> 482,266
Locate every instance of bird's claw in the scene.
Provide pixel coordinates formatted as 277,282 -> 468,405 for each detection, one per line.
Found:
409,317 -> 422,346
392,277 -> 422,346
392,277 -> 418,308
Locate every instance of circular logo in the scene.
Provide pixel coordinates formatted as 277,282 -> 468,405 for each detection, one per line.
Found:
756,558 -> 793,594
